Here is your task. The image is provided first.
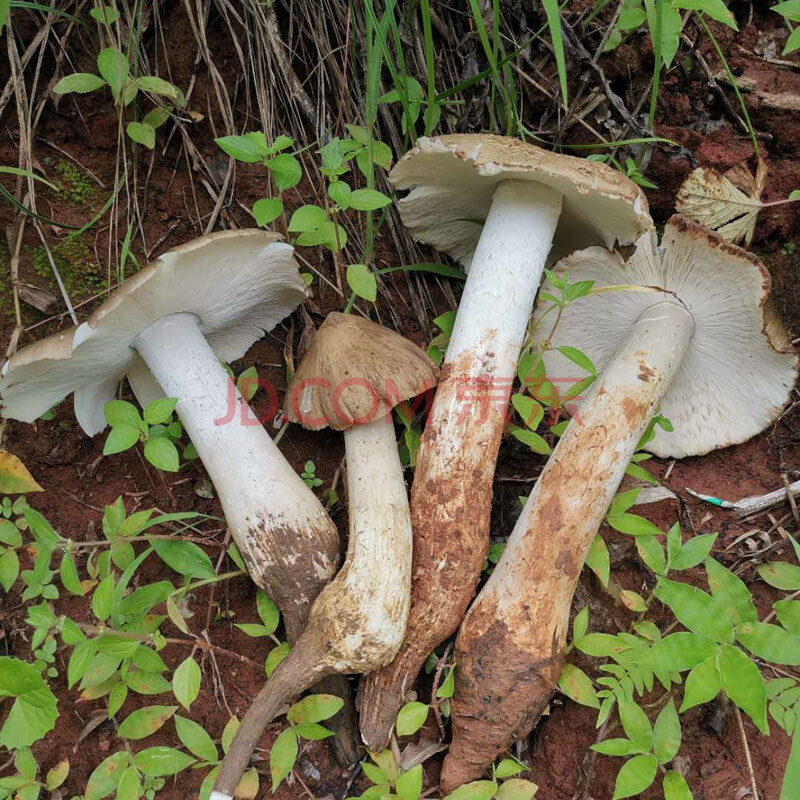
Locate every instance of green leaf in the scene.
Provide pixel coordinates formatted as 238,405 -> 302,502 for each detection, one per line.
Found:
612,754 -> 658,799
349,188 -> 391,211
718,643 -> 768,734
396,701 -> 429,736
96,47 -> 129,98
270,727 -> 298,791
437,666 -> 455,699
736,621 -> 800,665
45,760 -> 69,791
131,647 -> 168,673
59,551 -> 83,595
174,715 -> 218,761
673,0 -> 737,29
90,6 -> 119,23
494,759 -> 527,779
92,574 -> 115,621
789,189 -> 800,201
591,738 -> 643,756
654,579 -> 733,643
653,699 -> 681,764
396,764 -> 423,800
265,642 -> 290,676
618,696 -> 653,750
555,346 -> 596,375
585,535 -> 610,586
0,658 -> 58,748
118,705 -> 177,739
84,751 -> 129,800
774,600 -> 800,636
495,779 -> 537,800
575,633 -> 630,657
670,533 -> 717,570
327,180 -> 352,209
680,656 -> 720,712
125,669 -> 172,695
607,512 -> 663,537
288,204 -> 328,232
781,727 -> 800,800
215,135 -> 263,163
103,425 -> 140,455
759,562 -> 800,590
150,538 -> 215,579
287,694 -> 344,724
0,548 -> 19,591
120,581 -> 174,618
267,153 -> 302,191
144,437 -> 179,472
172,656 -> 201,711
705,556 -> 755,625
144,398 -> 178,426
67,640 -> 96,688
443,780 -> 498,800
663,770 -> 693,800
636,535 -> 666,576
293,722 -> 334,740
640,633 -> 717,671
108,682 -> 127,718
132,747 -> 195,776
558,663 -> 600,708
126,122 -> 155,149
135,76 -> 180,100
104,400 -> 140,428
53,72 -> 106,94
252,197 -> 283,227
510,427 -> 551,455
347,263 -> 377,302
0,520 -> 21,546
115,767 -> 141,800
511,395 -> 543,430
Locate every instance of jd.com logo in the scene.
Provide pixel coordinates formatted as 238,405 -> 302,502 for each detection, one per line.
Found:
214,375 -> 585,427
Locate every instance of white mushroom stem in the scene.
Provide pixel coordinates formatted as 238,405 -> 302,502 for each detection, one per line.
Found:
441,300 -> 695,790
360,179 -> 563,746
133,312 -> 339,640
213,416 -> 412,799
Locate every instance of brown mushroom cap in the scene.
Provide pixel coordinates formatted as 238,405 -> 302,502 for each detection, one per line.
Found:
390,134 -> 653,267
284,313 -> 439,431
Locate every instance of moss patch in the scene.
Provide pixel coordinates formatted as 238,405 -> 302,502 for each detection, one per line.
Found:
53,160 -> 98,206
31,233 -> 108,303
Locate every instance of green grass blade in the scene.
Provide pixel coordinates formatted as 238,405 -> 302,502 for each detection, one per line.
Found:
541,0 -> 569,107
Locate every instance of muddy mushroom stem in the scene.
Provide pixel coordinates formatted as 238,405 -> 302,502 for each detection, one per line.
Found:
439,216 -> 800,791
359,133 -> 652,749
212,312 -> 438,799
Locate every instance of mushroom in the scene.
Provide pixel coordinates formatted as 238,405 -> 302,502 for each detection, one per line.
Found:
211,313 -> 438,800
359,134 -> 652,747
440,216 -> 799,790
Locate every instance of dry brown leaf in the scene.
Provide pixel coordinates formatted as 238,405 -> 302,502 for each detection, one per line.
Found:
676,157 -> 767,247
0,449 -> 44,494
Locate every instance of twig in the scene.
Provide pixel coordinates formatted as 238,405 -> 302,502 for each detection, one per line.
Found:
733,705 -> 760,800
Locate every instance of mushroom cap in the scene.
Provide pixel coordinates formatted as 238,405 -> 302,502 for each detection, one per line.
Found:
284,312 -> 439,431
390,134 -> 652,268
534,215 -> 798,459
1,230 -> 308,430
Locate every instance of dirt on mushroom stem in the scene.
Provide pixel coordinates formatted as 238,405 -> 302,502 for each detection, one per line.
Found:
440,302 -> 692,792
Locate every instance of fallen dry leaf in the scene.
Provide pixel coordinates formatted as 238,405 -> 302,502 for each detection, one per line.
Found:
676,158 -> 767,246
0,449 -> 44,494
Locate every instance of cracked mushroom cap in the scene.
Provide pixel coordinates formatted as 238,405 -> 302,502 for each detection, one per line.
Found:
1,230 -> 307,435
284,312 -> 439,431
390,134 -> 653,267
533,215 -> 798,459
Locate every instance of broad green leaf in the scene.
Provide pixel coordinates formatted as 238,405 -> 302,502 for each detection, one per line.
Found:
125,669 -> 172,695
0,520 -> 21,546
199,766 -> 219,800
585,535 -> 610,586
130,648 -> 168,675
612,754 -> 658,799
774,600 -> 800,636
293,722 -> 334,740
673,0 -> 737,29
96,47 -> 129,98
572,606 -> 589,643
558,663 -> 600,708
151,538 -> 215,579
144,398 -> 177,426
443,780 -> 498,800
265,642 -> 290,676
349,188 -> 391,211
663,770 -> 693,800
235,623 -> 270,637
135,76 -> 180,100
267,153 -> 302,191
654,579 -> 733,643
80,652 -> 121,688
555,346 -> 596,375
0,548 -> 19,591
575,633 -> 630,657
120,582 -> 174,618
144,437 -> 179,472
396,764 -> 423,800
68,640 -> 96,688
495,779 -> 538,800
115,767 -> 141,800
618,696 -> 653,750
640,633 -> 717,671
23,508 -> 60,551
221,716 -> 239,753
494,759 -> 527,779
636,535 -> 666,576
215,135 -> 263,163
511,395 -> 543,430
59,551 -> 83,595
45,760 -> 69,791
172,656 -> 201,710
103,425 -> 139,455
270,727 -> 298,791
92,575 -> 115,621
0,451 -> 43,493
288,204 -> 327,232
347,263 -> 377,302
126,122 -> 155,149
759,562 -> 800,591
175,714 -> 218,762
670,533 -> 717,570
718,643 -> 768,734
84,751 -> 129,800
736,622 -> 800,665
0,658 -> 58,748
104,400 -> 140,428
118,705 -> 177,739
396,701 -> 429,736
680,656 -> 720,712
287,694 -> 344,724
510,427 -> 551,455
53,72 -> 106,94
252,197 -> 283,227
620,590 -> 647,612
781,727 -> 800,800
108,682 -> 127,718
705,556 -> 755,625
653,699 -> 681,764
607,512 -> 663,537
132,747 -> 195,776
327,180 -> 352,209
437,666 -> 455,699
591,738 -> 642,756
90,5 -> 119,23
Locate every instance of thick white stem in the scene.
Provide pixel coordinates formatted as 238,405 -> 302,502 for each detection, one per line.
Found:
133,313 -> 338,627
